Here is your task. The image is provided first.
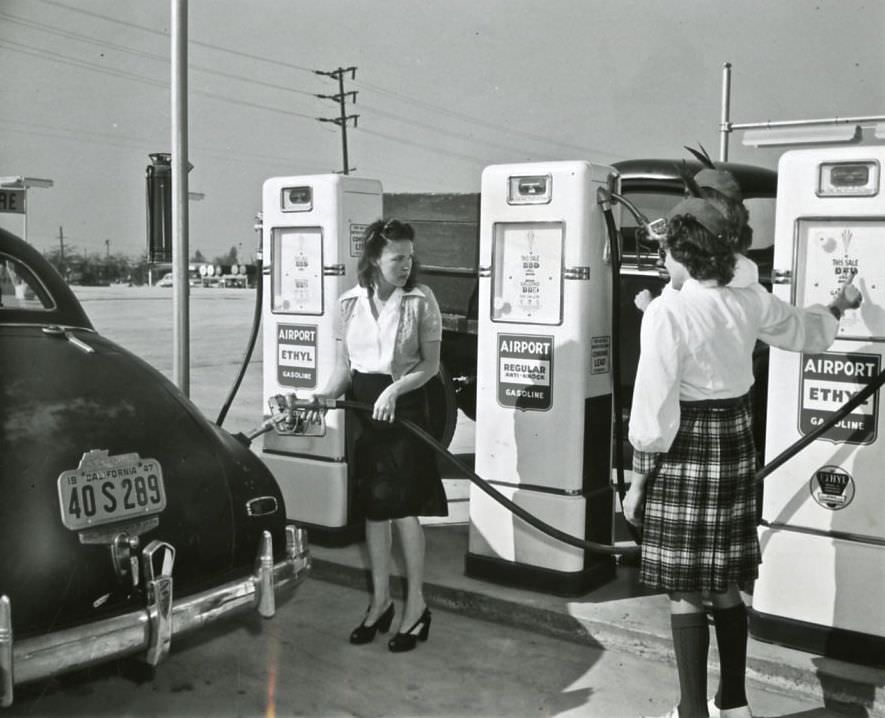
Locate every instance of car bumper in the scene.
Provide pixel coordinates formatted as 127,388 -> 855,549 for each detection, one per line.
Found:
1,525 -> 309,707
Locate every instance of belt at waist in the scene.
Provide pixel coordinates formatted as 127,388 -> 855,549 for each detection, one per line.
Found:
680,392 -> 749,409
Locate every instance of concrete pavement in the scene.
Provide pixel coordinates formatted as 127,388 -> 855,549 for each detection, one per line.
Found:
308,518 -> 885,717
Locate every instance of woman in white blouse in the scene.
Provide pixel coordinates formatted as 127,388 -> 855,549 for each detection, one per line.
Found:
311,219 -> 447,653
624,198 -> 861,718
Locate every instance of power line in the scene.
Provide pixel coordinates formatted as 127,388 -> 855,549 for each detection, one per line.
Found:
28,0 -> 623,159
352,77 -> 622,160
0,9 -> 322,101
0,40 -> 322,124
0,118 -> 336,171
32,0 -> 317,74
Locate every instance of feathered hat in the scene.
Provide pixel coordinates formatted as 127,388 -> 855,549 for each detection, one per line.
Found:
684,143 -> 743,203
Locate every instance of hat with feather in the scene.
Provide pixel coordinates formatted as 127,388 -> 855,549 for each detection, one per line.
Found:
684,143 -> 743,202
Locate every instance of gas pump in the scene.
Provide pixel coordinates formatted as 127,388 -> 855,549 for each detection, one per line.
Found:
752,146 -> 885,662
465,161 -> 617,595
260,174 -> 382,541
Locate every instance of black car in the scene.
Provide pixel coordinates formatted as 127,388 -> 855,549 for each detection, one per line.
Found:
0,227 -> 309,707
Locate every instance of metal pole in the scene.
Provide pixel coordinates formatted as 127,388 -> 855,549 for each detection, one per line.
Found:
171,0 -> 190,395
719,62 -> 732,162
338,69 -> 349,175
730,114 -> 885,130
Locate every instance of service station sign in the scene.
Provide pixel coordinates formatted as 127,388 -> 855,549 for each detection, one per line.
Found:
800,351 -> 880,444
277,323 -> 318,388
497,333 -> 553,411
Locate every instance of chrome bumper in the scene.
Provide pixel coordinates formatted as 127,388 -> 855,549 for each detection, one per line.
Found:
0,525 -> 309,708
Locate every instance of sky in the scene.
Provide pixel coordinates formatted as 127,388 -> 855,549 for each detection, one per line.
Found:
1,0 -> 884,261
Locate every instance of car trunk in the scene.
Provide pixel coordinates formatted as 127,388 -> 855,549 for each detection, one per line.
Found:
0,327 -> 247,636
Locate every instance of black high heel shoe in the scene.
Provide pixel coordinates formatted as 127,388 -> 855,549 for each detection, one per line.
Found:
349,602 -> 395,645
388,607 -> 431,653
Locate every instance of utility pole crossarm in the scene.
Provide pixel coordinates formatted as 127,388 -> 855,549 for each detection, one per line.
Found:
316,65 -> 358,174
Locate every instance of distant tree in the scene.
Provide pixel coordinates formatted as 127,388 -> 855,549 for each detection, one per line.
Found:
213,245 -> 238,266
191,249 -> 206,263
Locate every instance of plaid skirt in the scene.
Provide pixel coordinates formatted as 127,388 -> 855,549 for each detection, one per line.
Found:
347,372 -> 448,521
639,394 -> 760,593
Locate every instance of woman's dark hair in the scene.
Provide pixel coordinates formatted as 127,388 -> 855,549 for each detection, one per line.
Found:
665,214 -> 736,286
702,188 -> 753,254
357,218 -> 420,295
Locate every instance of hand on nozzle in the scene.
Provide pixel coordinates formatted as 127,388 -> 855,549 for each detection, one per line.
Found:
305,393 -> 332,425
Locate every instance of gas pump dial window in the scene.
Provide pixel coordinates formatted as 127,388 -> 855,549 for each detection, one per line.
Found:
491,221 -> 563,325
271,227 -> 324,315
794,218 -> 885,341
818,161 -> 879,197
281,186 -> 313,212
507,175 -> 552,205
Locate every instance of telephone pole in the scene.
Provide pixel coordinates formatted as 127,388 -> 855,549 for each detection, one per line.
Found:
315,66 -> 358,174
58,225 -> 65,276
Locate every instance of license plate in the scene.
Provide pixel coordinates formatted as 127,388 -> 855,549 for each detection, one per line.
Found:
57,450 -> 167,531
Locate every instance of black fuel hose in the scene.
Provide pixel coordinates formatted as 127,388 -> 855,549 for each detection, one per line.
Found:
329,400 -> 637,557
756,366 -> 885,482
247,362 -> 884,558
216,256 -> 263,428
598,189 -> 643,546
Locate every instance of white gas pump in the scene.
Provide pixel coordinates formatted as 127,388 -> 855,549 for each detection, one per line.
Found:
260,175 -> 382,539
466,161 -> 617,595
753,146 -> 885,661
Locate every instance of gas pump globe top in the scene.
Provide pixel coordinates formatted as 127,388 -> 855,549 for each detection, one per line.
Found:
753,146 -> 885,662
259,174 -> 382,535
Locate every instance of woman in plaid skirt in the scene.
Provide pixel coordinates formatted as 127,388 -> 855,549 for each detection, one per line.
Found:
624,198 -> 862,718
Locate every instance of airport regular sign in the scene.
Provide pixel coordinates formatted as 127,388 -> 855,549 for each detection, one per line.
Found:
0,189 -> 25,214
497,333 -> 553,411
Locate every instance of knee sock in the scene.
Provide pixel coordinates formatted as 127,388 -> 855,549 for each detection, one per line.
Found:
670,612 -> 709,718
712,603 -> 749,710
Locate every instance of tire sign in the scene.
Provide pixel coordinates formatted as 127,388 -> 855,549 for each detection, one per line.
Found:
497,333 -> 553,411
800,351 -> 880,444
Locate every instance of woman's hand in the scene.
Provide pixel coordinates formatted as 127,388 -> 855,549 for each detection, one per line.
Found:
623,481 -> 646,528
634,289 -> 653,312
373,384 -> 400,423
305,393 -> 332,425
832,272 -> 863,315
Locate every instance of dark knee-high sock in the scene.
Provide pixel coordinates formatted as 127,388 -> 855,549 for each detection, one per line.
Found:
712,603 -> 749,709
670,612 -> 709,718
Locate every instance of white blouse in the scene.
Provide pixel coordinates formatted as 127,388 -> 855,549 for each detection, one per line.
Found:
628,277 -> 838,456
335,284 -> 442,379
344,287 -> 402,374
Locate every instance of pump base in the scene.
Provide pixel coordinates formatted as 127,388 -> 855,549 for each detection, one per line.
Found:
750,609 -> 885,666
464,552 -> 615,598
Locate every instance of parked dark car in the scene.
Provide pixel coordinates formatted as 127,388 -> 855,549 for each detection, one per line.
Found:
0,227 -> 309,707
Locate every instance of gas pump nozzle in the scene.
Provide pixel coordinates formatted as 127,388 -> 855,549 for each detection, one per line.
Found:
265,394 -> 329,436
596,187 -> 668,246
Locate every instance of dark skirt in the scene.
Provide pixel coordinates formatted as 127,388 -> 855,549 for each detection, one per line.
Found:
347,371 -> 448,521
639,394 -> 760,593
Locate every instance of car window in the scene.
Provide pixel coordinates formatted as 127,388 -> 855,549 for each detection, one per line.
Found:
0,254 -> 54,310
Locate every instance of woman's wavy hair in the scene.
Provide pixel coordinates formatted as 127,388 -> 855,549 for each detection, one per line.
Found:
665,214 -> 736,286
702,188 -> 753,254
357,218 -> 420,296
